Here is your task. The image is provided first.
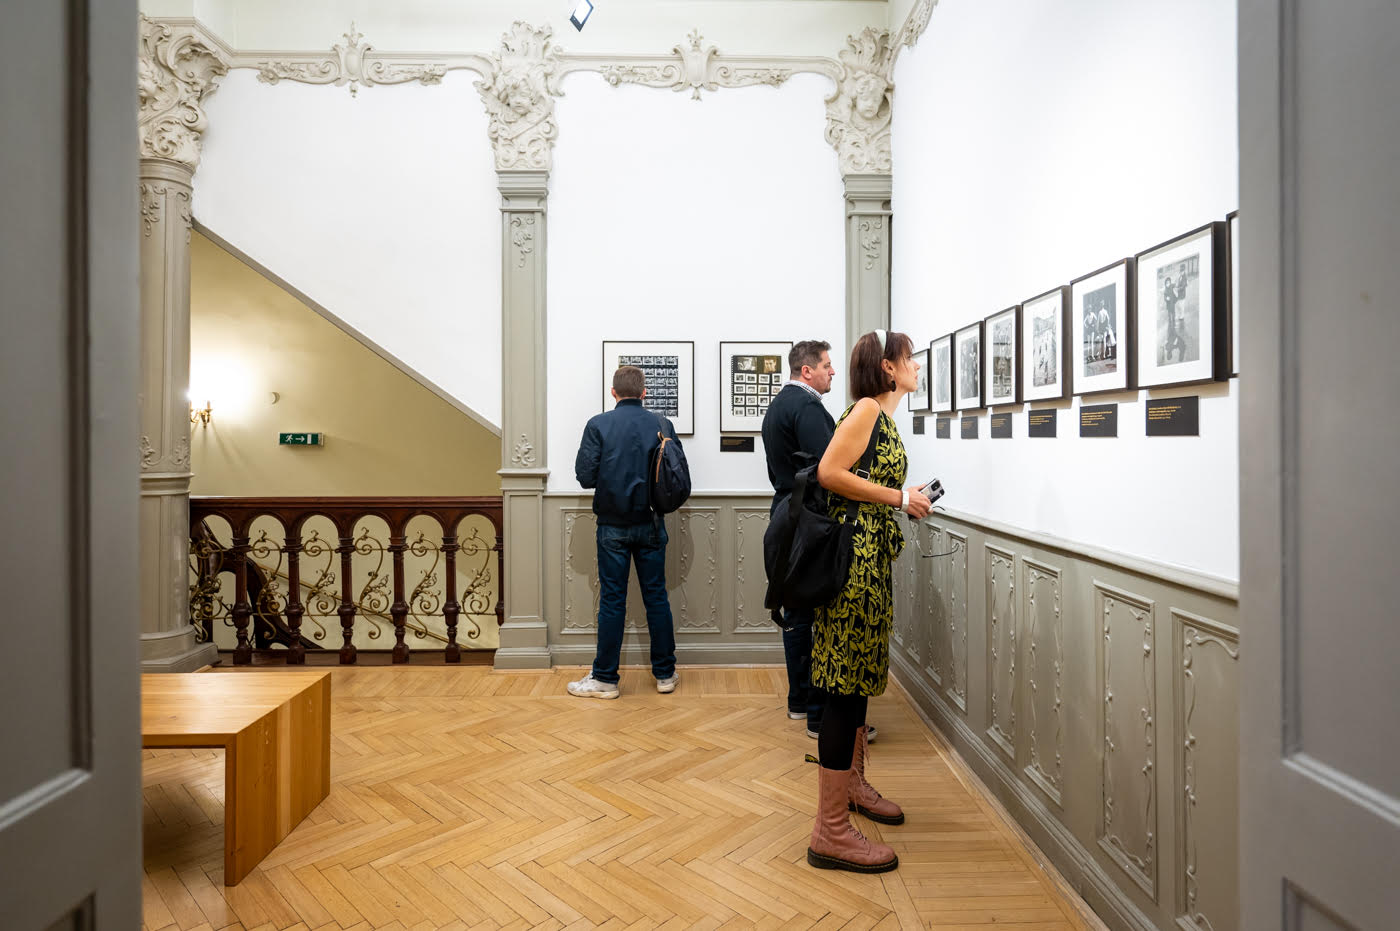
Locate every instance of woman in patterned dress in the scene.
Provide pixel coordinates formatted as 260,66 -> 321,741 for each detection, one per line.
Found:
806,329 -> 932,874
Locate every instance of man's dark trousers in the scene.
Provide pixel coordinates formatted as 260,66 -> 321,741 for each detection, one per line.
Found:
782,607 -> 825,725
590,520 -> 677,684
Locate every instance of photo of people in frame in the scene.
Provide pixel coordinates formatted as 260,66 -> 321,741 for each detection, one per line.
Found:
1156,253 -> 1201,366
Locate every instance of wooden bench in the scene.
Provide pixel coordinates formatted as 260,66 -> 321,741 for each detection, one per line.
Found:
141,670 -> 331,885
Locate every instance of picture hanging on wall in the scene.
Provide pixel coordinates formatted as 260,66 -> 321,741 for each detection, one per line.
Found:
1134,222 -> 1226,389
984,306 -> 1021,407
1227,210 -> 1240,376
953,322 -> 984,411
601,340 -> 695,434
719,341 -> 791,433
1070,259 -> 1135,396
907,347 -> 931,412
1020,286 -> 1071,402
929,334 -> 953,413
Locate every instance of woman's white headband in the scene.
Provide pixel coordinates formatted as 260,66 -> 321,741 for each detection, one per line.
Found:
874,329 -> 887,352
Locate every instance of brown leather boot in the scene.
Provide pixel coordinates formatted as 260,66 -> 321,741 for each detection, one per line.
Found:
848,724 -> 905,825
808,766 -> 898,873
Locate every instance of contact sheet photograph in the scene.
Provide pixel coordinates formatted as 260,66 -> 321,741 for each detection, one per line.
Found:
1020,286 -> 1071,402
907,347 -> 931,412
719,341 -> 791,432
984,306 -> 1021,407
601,340 -> 695,434
1134,222 -> 1226,388
953,322 -> 984,411
929,334 -> 953,413
1070,259 -> 1134,395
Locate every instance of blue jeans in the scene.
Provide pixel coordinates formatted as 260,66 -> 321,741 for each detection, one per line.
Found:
781,607 -> 825,724
591,521 -> 676,684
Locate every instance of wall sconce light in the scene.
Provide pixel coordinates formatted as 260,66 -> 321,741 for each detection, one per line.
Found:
190,401 -> 213,427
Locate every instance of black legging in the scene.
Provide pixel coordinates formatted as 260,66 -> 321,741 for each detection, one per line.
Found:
817,693 -> 868,770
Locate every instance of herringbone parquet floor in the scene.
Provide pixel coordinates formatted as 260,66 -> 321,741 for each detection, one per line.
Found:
142,666 -> 1103,931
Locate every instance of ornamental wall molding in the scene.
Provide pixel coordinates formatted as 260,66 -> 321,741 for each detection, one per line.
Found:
824,27 -> 894,175
139,14 -> 231,169
894,0 -> 940,62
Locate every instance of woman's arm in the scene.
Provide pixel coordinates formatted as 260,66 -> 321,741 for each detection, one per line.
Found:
817,398 -> 933,517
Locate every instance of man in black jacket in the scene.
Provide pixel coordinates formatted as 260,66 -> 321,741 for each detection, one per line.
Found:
570,365 -> 682,699
762,340 -> 837,736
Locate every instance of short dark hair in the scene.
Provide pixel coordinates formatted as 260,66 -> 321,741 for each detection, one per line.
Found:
612,365 -> 645,399
848,330 -> 913,400
789,340 -> 832,376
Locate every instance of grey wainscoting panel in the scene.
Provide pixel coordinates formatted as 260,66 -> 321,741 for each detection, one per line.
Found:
986,543 -> 1018,763
545,494 -> 782,665
733,508 -> 773,634
1174,610 -> 1240,931
1097,581 -> 1159,901
891,510 -> 1238,931
1023,556 -> 1065,809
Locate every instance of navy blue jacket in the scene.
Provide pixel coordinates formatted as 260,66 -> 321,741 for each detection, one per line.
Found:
575,398 -> 682,526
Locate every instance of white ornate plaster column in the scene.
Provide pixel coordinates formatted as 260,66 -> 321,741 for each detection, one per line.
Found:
479,24 -> 561,669
827,28 -> 896,356
137,17 -> 227,671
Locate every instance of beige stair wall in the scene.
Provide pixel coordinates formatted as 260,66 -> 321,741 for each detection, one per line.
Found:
188,230 -> 500,497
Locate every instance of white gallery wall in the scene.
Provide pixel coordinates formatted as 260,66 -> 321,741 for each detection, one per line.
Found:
547,73 -> 848,493
890,0 -> 1240,579
194,69 -> 503,427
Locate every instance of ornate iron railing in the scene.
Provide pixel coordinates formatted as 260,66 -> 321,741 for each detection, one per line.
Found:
189,497 -> 503,665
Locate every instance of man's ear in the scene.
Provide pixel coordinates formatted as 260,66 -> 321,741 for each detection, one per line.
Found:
610,388 -> 619,402
640,387 -> 647,400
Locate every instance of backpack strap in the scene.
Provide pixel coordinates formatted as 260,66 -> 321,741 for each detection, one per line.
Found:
842,413 -> 883,524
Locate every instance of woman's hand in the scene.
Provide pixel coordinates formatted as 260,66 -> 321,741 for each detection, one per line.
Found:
903,487 -> 932,519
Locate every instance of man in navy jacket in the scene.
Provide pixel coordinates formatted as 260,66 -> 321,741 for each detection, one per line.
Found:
570,365 -> 682,699
761,341 -> 837,735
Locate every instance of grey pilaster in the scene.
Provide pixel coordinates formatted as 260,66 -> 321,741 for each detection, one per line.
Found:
844,173 -> 893,357
494,170 -> 553,669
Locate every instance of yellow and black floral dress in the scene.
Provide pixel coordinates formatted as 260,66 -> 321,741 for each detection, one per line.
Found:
811,407 -> 907,698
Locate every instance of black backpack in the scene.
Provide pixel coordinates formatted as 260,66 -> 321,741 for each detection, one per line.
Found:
762,421 -> 880,622
647,418 -> 691,514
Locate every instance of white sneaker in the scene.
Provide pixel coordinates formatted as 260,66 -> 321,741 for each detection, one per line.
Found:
567,674 -> 620,700
656,673 -> 679,694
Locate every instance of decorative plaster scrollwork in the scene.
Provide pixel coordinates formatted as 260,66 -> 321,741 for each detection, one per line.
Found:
859,217 -> 884,270
138,15 -> 230,169
1100,588 -> 1157,896
897,0 -> 940,52
256,23 -> 447,96
987,547 -> 1017,760
824,28 -> 894,174
1024,559 -> 1064,806
140,436 -> 160,470
511,216 -> 536,267
510,433 -> 536,467
171,438 -> 191,471
476,22 -> 563,171
734,510 -> 771,631
139,183 -> 165,237
601,30 -> 791,101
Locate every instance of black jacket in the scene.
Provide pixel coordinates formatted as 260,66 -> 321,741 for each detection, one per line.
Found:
761,383 -> 836,509
575,398 -> 681,526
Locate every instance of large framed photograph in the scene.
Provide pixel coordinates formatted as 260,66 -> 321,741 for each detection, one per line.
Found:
1227,210 -> 1239,377
907,347 -> 931,412
719,341 -> 791,432
929,335 -> 953,413
984,306 -> 1021,407
602,340 -> 694,434
1071,259 -> 1135,396
1134,222 -> 1226,389
953,322 -> 984,411
1021,286 -> 1071,402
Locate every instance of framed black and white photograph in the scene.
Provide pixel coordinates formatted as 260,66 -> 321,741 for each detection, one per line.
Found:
1227,210 -> 1240,377
1134,222 -> 1226,389
984,306 -> 1021,407
953,322 -> 984,411
1020,286 -> 1071,402
930,334 -> 953,414
1070,259 -> 1135,396
719,341 -> 791,432
602,340 -> 694,434
907,347 -> 931,412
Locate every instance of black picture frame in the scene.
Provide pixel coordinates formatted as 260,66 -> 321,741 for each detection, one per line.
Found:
953,321 -> 984,411
1133,221 -> 1228,389
1070,258 -> 1137,397
1226,210 -> 1240,377
718,340 -> 792,433
929,334 -> 953,413
984,305 -> 1022,408
601,340 -> 695,434
907,347 -> 931,412
1020,285 -> 1072,402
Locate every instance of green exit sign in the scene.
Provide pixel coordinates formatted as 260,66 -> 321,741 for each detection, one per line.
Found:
279,432 -> 323,446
